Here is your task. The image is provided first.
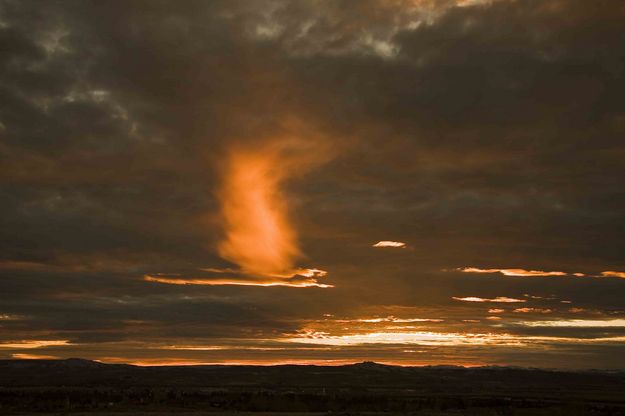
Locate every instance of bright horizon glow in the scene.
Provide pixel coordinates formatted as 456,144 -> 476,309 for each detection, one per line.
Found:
287,331 -> 526,346
96,357 -> 487,367
286,330 -> 625,347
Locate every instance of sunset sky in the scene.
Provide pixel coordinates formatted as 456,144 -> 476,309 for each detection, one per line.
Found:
1,0 -> 625,369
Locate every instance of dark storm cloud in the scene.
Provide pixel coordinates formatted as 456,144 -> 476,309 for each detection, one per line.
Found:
292,0 -> 625,270
1,0 -> 624,367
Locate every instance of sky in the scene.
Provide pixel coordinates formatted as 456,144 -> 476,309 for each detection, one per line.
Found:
1,0 -> 625,369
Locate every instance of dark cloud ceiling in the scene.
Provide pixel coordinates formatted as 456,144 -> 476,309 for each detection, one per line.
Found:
1,0 -> 624,368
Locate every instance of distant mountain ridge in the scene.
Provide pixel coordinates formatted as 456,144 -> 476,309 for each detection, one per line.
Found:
1,358 -> 624,414
0,358 -> 622,372
1,358 -> 624,388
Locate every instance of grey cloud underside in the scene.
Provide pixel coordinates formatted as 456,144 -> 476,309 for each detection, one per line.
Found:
1,0 -> 624,367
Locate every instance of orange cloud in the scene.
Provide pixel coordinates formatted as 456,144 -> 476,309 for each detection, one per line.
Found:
286,330 -> 524,347
513,308 -> 552,314
12,353 -> 58,359
458,267 -> 567,277
209,124 -> 332,287
488,308 -> 505,313
453,296 -> 526,303
0,314 -> 23,320
146,126 -> 334,289
355,316 -> 443,323
287,324 -> 625,348
601,271 -> 625,278
0,340 -> 71,349
520,319 -> 625,328
216,146 -> 300,276
372,241 -> 406,248
101,357 -> 364,367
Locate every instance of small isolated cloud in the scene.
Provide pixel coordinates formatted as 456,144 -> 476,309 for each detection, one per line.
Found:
372,241 -> 406,248
453,296 -> 526,303
488,308 -> 505,314
601,271 -> 625,278
144,268 -> 332,288
458,267 -> 567,277
293,268 -> 328,278
486,316 -> 502,320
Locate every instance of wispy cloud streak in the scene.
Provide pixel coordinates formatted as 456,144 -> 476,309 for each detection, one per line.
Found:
458,267 -> 567,277
601,271 -> 625,278
453,296 -> 526,303
373,241 -> 406,248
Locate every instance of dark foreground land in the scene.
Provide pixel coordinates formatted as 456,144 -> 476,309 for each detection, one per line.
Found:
1,359 -> 624,415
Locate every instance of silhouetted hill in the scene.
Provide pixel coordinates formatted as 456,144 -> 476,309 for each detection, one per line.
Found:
1,359 -> 623,390
1,359 -> 624,414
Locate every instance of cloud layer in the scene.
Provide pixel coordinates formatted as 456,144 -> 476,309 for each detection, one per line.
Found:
1,0 -> 624,368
